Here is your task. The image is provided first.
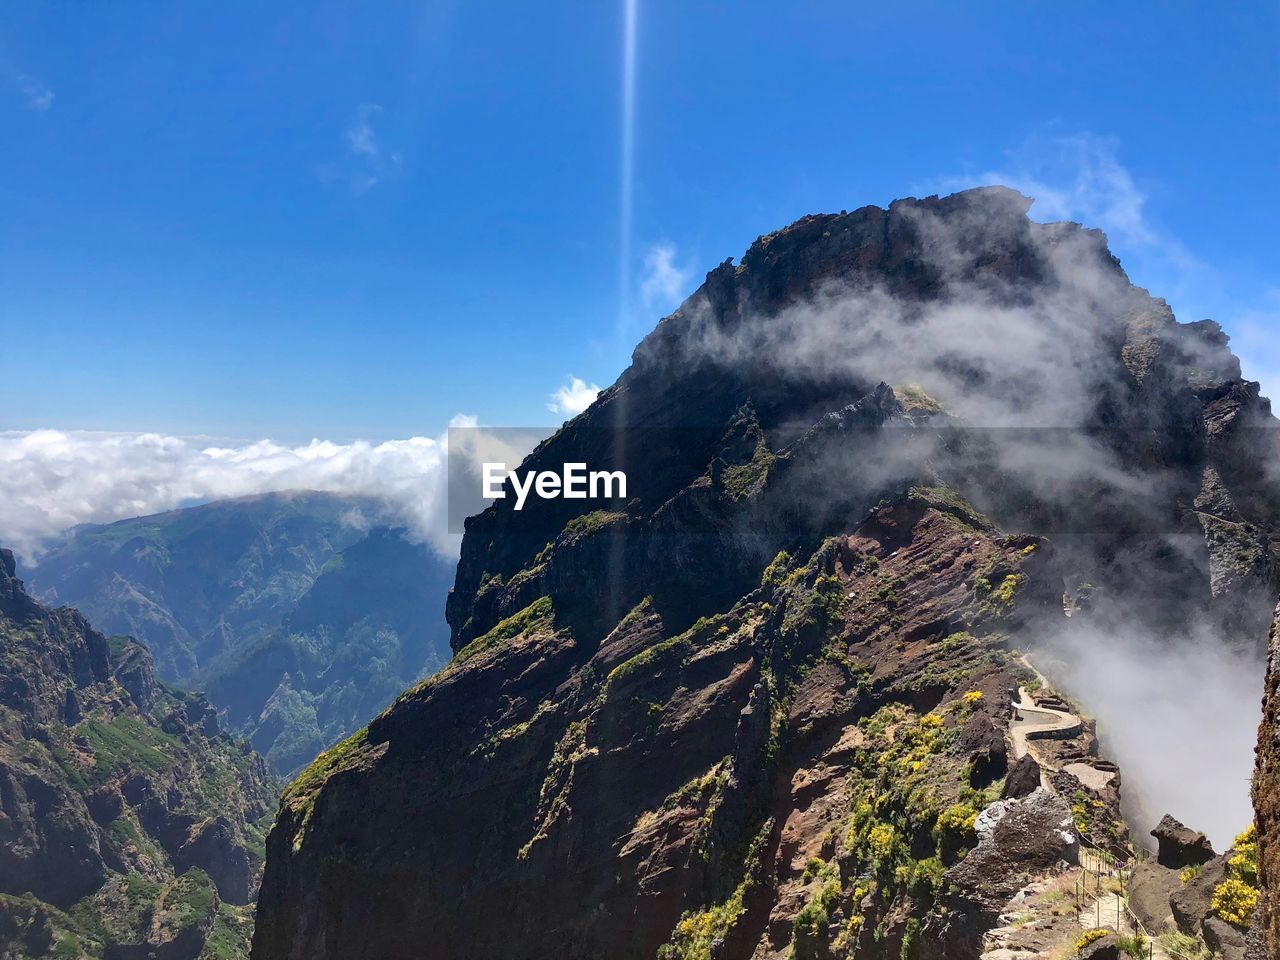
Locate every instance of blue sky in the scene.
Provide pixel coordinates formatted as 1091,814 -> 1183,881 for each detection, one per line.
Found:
1,1 -> 1277,442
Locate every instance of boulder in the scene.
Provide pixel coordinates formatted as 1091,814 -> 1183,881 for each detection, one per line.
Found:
1002,753 -> 1042,799
1077,931 -> 1121,960
956,710 -> 1008,786
1127,859 -> 1179,931
1152,814 -> 1216,868
1203,915 -> 1248,960
924,789 -> 1078,955
1170,853 -> 1229,936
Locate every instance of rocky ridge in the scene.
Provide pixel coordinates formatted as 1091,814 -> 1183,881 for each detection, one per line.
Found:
252,188 -> 1279,960
0,547 -> 276,959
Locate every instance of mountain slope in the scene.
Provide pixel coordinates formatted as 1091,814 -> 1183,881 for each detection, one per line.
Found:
28,494 -> 456,776
28,491 -> 382,682
197,528 -> 455,774
0,547 -> 276,960
1253,602 -> 1280,959
252,188 -> 1279,960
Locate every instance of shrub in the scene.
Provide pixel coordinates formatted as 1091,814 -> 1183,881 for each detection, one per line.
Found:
1228,823 -> 1258,885
1211,876 -> 1259,926
935,803 -> 977,840
868,823 -> 895,859
1074,928 -> 1109,953
1116,933 -> 1147,958
992,574 -> 1022,606
908,857 -> 944,899
762,550 -> 793,587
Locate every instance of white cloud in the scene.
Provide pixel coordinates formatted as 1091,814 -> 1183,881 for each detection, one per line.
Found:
934,131 -> 1278,404
0,425 -> 473,563
641,242 -> 693,308
997,134 -> 1155,246
547,376 -> 601,418
5,63 -> 53,110
320,103 -> 401,195
18,75 -> 53,110
1229,288 -> 1280,407
345,103 -> 382,159
934,132 -> 1199,272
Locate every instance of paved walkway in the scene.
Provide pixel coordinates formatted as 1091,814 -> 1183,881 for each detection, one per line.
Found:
1009,686 -> 1081,761
1064,761 -> 1116,791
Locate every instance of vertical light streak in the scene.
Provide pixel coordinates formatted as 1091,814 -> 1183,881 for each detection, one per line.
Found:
619,0 -> 638,347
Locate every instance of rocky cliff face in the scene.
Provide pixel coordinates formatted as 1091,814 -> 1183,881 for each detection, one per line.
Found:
1254,603 -> 1280,958
0,547 -> 276,959
252,188 -> 1279,960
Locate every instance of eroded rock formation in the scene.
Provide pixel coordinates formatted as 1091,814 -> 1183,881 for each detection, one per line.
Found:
0,547 -> 276,959
253,188 -> 1278,960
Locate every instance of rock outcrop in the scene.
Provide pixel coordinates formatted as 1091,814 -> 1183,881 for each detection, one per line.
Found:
1002,753 -> 1042,800
1152,813 -> 1217,868
1129,819 -> 1259,960
253,188 -> 1278,960
925,788 -> 1078,955
0,546 -> 277,959
1254,602 -> 1280,958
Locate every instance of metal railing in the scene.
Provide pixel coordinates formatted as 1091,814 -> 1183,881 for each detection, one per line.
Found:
1074,839 -> 1155,959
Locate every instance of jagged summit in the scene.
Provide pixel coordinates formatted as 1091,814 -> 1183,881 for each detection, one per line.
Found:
252,191 -> 1278,960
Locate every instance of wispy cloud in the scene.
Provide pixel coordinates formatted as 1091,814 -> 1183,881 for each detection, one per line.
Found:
1229,288 -> 1280,406
936,133 -> 1167,250
5,62 -> 53,111
547,376 -> 601,418
345,103 -> 383,159
641,242 -> 693,308
934,131 -> 1276,404
320,103 -> 401,195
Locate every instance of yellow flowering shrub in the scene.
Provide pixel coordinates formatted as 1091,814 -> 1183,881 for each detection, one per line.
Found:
1211,877 -> 1259,926
1074,928 -> 1109,952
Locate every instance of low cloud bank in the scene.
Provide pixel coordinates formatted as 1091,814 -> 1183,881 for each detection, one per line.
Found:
0,424 -> 480,562
1031,622 -> 1263,851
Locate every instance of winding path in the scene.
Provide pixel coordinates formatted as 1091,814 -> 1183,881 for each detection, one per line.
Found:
1009,686 -> 1082,761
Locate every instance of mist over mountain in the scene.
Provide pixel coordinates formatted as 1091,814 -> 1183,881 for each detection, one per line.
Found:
252,188 -> 1278,960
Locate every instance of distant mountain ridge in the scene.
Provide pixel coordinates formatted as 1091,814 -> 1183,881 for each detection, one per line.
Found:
27,492 -> 456,775
28,490 -> 382,681
197,526 -> 456,774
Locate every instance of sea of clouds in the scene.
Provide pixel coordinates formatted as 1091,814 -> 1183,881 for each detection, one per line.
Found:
0,425 -> 462,563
